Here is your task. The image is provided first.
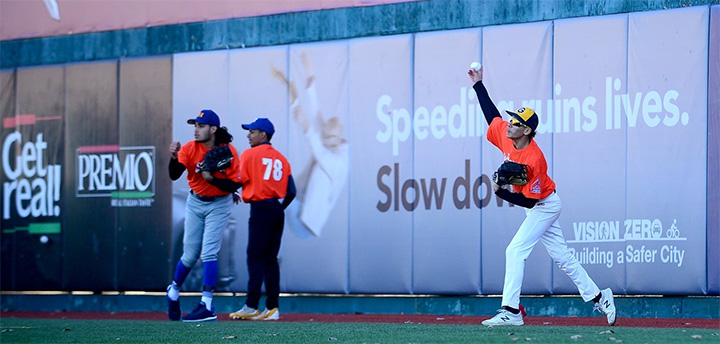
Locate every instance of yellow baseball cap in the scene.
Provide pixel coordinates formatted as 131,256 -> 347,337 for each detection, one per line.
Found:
506,107 -> 538,131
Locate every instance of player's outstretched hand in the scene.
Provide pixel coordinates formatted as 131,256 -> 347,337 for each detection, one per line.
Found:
468,65 -> 483,84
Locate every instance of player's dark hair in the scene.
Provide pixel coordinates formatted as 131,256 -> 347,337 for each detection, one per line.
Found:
529,130 -> 536,139
265,133 -> 273,142
215,126 -> 233,145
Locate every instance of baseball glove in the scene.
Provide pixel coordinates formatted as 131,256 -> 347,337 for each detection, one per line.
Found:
199,145 -> 233,172
493,161 -> 528,186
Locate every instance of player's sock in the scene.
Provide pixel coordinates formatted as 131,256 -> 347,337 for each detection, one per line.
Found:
203,261 -> 218,289
167,281 -> 181,301
503,306 -> 521,314
592,292 -> 602,303
201,261 -> 218,311
173,260 -> 192,286
201,291 -> 213,310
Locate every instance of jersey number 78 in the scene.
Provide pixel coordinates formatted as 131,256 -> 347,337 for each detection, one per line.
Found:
262,158 -> 283,181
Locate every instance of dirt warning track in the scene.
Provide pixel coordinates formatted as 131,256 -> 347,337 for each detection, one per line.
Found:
2,311 -> 718,329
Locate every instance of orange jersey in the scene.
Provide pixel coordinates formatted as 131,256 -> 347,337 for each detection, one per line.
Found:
177,141 -> 241,197
238,143 -> 292,202
487,117 -> 555,200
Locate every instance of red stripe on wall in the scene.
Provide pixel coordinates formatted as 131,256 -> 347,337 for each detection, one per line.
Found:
3,114 -> 36,128
77,145 -> 121,153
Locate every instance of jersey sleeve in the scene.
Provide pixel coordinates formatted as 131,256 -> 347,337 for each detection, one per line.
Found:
238,149 -> 251,185
486,117 -> 507,150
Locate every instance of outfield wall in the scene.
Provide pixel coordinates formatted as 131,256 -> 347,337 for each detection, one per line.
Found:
1,4 -> 718,296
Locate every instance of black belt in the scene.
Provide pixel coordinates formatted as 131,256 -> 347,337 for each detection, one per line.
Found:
190,190 -> 222,202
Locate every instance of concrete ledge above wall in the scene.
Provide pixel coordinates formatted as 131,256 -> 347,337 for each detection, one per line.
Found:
1,0 -> 717,68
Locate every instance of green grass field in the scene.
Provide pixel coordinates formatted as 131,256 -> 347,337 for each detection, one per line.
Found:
1,318 -> 718,344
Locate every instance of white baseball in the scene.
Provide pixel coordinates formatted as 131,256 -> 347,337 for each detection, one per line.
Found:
40,235 -> 49,244
470,62 -> 481,71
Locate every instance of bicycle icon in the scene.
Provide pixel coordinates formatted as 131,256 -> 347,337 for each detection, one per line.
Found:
666,219 -> 680,238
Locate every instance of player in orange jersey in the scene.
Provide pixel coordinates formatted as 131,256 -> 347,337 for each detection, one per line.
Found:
468,66 -> 616,327
229,117 -> 296,321
167,109 -> 242,322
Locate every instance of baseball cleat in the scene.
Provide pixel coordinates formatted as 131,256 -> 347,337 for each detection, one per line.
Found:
594,288 -> 617,326
167,298 -> 181,321
166,286 -> 181,321
181,302 -> 217,322
481,309 -> 524,326
229,305 -> 259,320
250,308 -> 280,321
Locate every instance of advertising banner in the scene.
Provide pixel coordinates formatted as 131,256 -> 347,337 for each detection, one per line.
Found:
624,7 -> 708,294
116,57 -> 173,290
481,22 -> 554,295
63,61 -> 119,290
552,14 -> 628,294
279,43 -> 350,293
1,66 -> 64,290
171,51 -> 237,291
708,4 -> 720,295
1,70 -> 17,290
348,35 -> 413,293
229,46 -> 288,292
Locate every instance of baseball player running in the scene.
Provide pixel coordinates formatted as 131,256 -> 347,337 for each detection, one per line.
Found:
229,118 -> 296,321
468,66 -> 616,326
167,110 -> 242,322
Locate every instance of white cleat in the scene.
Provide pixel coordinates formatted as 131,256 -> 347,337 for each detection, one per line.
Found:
251,307 -> 280,321
481,309 -> 524,326
229,305 -> 259,320
594,288 -> 617,326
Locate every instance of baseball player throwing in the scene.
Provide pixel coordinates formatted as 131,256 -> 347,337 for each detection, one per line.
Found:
468,66 -> 616,326
166,109 -> 242,322
229,117 -> 296,321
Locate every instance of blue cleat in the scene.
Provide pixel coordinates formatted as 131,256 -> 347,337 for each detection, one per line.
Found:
181,302 -> 217,322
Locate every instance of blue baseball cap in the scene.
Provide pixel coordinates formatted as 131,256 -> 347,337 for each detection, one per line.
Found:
187,109 -> 220,127
242,117 -> 275,136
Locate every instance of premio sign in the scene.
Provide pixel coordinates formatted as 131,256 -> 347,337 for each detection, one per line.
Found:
76,145 -> 156,207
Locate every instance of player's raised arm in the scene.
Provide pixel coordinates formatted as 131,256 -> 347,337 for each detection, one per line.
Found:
168,141 -> 185,180
468,64 -> 501,126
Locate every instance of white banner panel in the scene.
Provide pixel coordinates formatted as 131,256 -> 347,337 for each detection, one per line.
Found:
412,28 -> 482,294
480,22 -> 554,295
171,51 -> 237,291
279,42 -> 350,292
708,4 -> 720,295
348,35 -> 414,293
625,7 -> 708,294
172,51 -> 230,142
552,15 -> 628,294
227,46 -> 289,291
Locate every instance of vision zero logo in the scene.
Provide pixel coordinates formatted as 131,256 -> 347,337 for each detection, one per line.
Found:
76,145 -> 155,205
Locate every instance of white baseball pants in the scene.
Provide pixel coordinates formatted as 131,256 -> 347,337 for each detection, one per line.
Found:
501,191 -> 600,309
